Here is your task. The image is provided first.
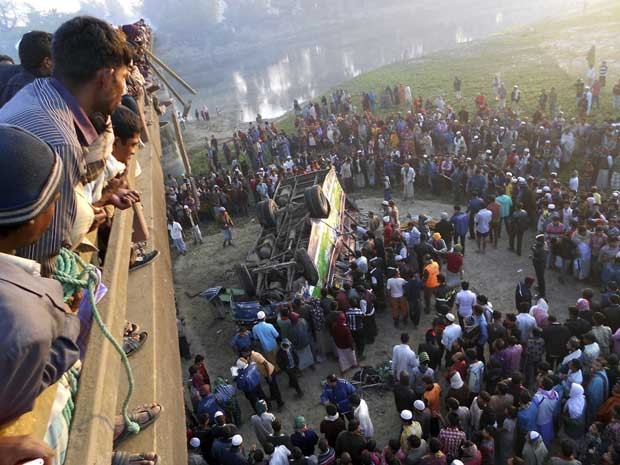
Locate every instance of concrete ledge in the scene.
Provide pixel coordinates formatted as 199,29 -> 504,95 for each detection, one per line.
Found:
116,104 -> 187,464
64,173 -> 135,465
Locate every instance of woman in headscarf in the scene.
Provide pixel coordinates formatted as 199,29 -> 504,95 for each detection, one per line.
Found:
430,232 -> 448,262
445,244 -> 464,288
331,312 -> 357,374
290,312 -> 315,370
532,376 -> 560,447
562,383 -> 586,441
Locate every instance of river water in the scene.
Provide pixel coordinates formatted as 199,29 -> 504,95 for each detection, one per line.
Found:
167,0 -> 586,125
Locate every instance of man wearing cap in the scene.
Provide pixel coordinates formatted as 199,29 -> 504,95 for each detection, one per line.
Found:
291,415 -> 319,456
0,125 -> 81,427
220,434 -> 248,465
412,399 -> 432,440
252,311 -> 280,364
522,431 -> 548,465
218,206 -> 235,247
399,409 -> 422,451
188,437 -> 207,465
441,314 -> 462,366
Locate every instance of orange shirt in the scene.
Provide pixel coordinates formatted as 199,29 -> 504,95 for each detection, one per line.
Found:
424,261 -> 440,288
423,383 -> 442,417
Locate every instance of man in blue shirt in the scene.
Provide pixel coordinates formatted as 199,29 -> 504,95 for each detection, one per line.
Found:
321,374 -> 357,416
252,310 -> 280,363
451,205 -> 469,253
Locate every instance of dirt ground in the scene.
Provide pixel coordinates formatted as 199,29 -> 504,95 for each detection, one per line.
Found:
173,189 -> 584,448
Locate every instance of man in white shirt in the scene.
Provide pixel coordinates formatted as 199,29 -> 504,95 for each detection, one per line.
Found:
168,219 -> 187,255
392,332 -> 418,381
441,314 -> 462,364
455,281 -> 476,321
515,303 -> 537,345
474,205 -> 493,253
351,393 -> 374,439
402,163 -> 416,201
387,270 -> 408,327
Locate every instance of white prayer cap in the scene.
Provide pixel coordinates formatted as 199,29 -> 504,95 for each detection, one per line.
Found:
446,313 -> 455,322
383,216 -> 390,223
400,409 -> 413,420
190,437 -> 201,448
413,400 -> 425,411
257,311 -> 266,320
232,434 -> 243,446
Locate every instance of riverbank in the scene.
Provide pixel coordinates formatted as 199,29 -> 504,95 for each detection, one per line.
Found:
182,0 -> 619,166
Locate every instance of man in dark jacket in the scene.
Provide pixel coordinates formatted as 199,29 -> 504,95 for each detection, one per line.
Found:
564,306 -> 592,338
542,315 -> 571,369
276,339 -> 303,397
335,419 -> 367,463
603,293 -> 620,332
509,203 -> 530,255
434,212 -> 454,249
393,372 -> 416,413
531,235 -> 547,298
515,277 -> 534,309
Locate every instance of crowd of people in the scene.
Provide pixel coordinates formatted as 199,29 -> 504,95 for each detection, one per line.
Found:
1,8 -> 620,465
178,40 -> 620,465
0,16 -> 166,465
185,190 -> 620,465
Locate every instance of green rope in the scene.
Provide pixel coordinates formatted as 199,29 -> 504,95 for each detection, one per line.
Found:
53,248 -> 140,434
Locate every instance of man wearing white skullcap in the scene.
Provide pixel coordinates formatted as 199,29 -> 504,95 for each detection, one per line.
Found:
252,310 -> 280,364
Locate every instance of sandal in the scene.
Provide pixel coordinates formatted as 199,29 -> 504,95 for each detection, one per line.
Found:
113,403 -> 163,448
123,331 -> 148,357
112,451 -> 159,465
124,321 -> 141,337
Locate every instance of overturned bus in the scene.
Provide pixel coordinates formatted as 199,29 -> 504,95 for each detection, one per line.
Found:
233,168 -> 357,322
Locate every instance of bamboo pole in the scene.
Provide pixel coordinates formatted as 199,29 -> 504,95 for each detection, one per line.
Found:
145,48 -> 197,95
150,64 -> 187,107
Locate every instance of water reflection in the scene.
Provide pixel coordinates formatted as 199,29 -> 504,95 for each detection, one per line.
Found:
186,0 -> 580,123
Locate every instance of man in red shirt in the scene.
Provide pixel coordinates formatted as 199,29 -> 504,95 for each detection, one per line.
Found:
383,216 -> 393,248
487,196 -> 501,248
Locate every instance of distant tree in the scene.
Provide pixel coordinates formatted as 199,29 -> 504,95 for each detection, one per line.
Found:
141,0 -> 218,39
0,0 -> 19,31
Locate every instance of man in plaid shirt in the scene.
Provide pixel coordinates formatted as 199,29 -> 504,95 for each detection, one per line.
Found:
438,412 -> 467,463
346,303 -> 365,358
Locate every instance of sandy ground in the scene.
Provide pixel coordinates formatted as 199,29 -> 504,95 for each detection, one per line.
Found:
173,189 -> 584,449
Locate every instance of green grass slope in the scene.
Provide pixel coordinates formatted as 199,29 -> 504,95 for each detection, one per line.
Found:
279,1 -> 620,132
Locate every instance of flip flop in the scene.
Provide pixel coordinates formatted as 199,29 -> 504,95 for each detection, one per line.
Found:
113,403 -> 163,448
123,331 -> 148,357
112,451 -> 159,465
